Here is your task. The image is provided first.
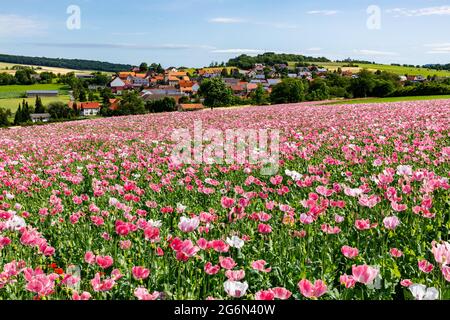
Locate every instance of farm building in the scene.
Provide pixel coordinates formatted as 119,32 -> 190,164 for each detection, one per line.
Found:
30,113 -> 51,123
26,90 -> 58,98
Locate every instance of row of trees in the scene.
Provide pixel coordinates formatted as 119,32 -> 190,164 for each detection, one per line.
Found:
0,68 -> 56,86
227,52 -> 330,69
101,91 -> 179,117
0,54 -> 132,72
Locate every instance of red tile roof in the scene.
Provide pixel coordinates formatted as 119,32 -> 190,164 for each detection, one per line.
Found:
80,102 -> 101,109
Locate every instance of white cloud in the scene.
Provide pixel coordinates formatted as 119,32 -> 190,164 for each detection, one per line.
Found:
307,47 -> 322,51
307,10 -> 339,16
208,17 -> 245,24
387,6 -> 450,17
211,48 -> 264,55
425,43 -> 450,54
355,49 -> 399,56
0,14 -> 46,37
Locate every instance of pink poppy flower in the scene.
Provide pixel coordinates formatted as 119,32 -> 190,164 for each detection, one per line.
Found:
204,262 -> 220,275
340,274 -> 356,288
144,226 -> 160,242
270,287 -> 292,300
341,246 -> 359,259
178,216 -> 200,233
400,279 -> 413,287
441,266 -> 450,282
91,273 -> 116,292
418,260 -> 434,273
95,255 -> 114,269
251,260 -> 272,273
134,287 -> 159,300
219,256 -> 237,270
383,216 -> 400,230
390,248 -> 403,258
352,265 -> 379,285
258,223 -> 272,234
84,251 -> 96,264
209,240 -> 230,253
225,270 -> 246,281
111,269 -> 123,281
132,266 -> 150,280
72,291 -> 92,300
255,290 -> 275,300
298,279 -> 327,299
431,241 -> 450,266
221,197 -> 235,209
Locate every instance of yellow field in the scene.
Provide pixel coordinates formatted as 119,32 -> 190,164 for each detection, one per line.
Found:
0,62 -> 107,75
303,62 -> 450,77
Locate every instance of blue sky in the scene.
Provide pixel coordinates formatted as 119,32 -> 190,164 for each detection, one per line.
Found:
0,0 -> 449,67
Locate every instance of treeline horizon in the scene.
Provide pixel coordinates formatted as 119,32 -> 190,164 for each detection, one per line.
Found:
1,52 -> 450,73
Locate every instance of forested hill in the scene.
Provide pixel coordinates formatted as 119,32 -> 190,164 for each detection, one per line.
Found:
424,64 -> 450,71
226,52 -> 330,69
0,53 -> 132,72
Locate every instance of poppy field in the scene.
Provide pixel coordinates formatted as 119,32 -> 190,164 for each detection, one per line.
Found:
0,100 -> 449,300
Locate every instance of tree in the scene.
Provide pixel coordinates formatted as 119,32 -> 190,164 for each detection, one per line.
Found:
79,90 -> 87,102
48,102 -> 73,119
199,78 -> 233,109
88,91 -> 95,101
270,78 -> 306,104
100,87 -> 114,104
250,84 -> 269,105
372,80 -> 395,97
0,107 -> 11,127
349,69 -> 376,98
22,101 -> 32,122
14,103 -> 22,125
139,63 -> 148,72
34,96 -> 46,113
149,63 -> 164,74
118,91 -> 145,115
306,79 -> 330,101
146,97 -> 177,113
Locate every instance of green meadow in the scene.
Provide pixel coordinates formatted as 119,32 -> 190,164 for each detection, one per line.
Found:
324,95 -> 450,105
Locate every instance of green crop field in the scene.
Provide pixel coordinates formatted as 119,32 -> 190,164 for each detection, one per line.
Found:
298,61 -> 450,77
0,95 -> 72,113
0,84 -> 70,99
324,95 -> 450,105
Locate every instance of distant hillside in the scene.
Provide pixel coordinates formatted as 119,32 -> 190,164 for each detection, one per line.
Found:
424,64 -> 450,71
226,52 -> 330,69
0,54 -> 132,73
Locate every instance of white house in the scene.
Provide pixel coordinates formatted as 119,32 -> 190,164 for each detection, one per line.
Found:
110,77 -> 127,94
80,102 -> 101,116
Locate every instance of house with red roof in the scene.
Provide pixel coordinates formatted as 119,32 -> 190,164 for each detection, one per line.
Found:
79,102 -> 101,116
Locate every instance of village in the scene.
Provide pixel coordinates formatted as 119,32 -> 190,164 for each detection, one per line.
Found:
16,60 -> 434,124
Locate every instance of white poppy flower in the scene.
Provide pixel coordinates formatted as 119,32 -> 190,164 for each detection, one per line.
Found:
5,215 -> 26,231
409,284 -> 439,300
226,236 -> 245,249
224,280 -> 248,298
